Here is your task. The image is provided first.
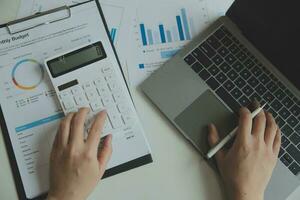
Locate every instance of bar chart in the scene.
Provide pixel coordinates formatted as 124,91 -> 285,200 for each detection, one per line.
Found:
139,8 -> 195,46
110,28 -> 118,43
101,2 -> 124,45
127,0 -> 211,86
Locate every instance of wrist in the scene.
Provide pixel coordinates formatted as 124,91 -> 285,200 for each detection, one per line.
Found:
47,191 -> 83,200
47,195 -> 59,200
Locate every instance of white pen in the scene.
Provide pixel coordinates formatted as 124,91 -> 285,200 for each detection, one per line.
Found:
206,103 -> 267,159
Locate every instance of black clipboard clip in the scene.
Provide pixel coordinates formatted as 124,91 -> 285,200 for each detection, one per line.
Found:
6,6 -> 71,35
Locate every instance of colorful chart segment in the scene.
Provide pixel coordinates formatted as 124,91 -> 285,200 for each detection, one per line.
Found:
12,59 -> 45,90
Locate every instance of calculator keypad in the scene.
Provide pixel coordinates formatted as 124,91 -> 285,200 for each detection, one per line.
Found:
58,66 -> 134,138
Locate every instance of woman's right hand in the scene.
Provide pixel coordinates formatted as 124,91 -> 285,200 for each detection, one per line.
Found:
208,108 -> 281,200
47,108 -> 112,200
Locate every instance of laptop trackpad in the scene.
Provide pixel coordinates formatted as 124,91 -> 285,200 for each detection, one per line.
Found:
174,90 -> 237,155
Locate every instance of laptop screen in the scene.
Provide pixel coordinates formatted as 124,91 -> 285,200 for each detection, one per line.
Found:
226,0 -> 299,90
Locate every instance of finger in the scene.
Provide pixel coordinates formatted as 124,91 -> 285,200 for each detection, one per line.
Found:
69,108 -> 90,146
57,112 -> 75,147
264,112 -> 278,146
273,128 -> 281,155
248,100 -> 261,112
87,110 -> 107,153
252,110 -> 266,140
208,124 -> 225,165
236,107 -> 252,142
98,134 -> 113,177
53,131 -> 59,150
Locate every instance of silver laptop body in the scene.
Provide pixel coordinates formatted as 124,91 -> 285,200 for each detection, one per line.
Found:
141,13 -> 300,200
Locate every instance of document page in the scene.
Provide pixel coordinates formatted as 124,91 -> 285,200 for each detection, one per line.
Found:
16,0 -> 136,63
14,0 -> 139,82
125,0 -> 212,86
0,1 -> 151,199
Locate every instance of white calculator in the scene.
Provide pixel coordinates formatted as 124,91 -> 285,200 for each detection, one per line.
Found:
45,41 -> 135,138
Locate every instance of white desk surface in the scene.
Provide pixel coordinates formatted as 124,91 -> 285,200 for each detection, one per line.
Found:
0,0 -> 299,200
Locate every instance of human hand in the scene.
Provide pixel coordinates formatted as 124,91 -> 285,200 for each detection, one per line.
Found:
47,108 -> 112,200
208,107 -> 281,200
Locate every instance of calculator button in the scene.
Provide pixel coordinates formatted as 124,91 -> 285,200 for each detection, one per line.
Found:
71,86 -> 82,95
62,99 -> 76,111
108,106 -> 123,129
74,94 -> 88,106
90,100 -> 104,112
102,66 -> 114,75
102,94 -> 114,106
122,113 -> 134,126
105,74 -> 116,83
108,81 -> 120,92
94,77 -> 106,87
85,89 -> 98,101
83,82 -> 94,90
117,103 -> 130,113
96,85 -> 110,96
60,91 -> 72,100
110,115 -> 123,129
112,90 -> 124,103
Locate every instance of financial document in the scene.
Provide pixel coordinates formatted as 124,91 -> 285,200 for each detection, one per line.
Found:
125,0 -> 212,86
17,0 -> 134,49
16,0 -> 137,80
0,1 -> 151,198
1,0 -> 233,87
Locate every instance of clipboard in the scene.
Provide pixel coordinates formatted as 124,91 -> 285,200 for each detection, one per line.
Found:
0,1 -> 152,199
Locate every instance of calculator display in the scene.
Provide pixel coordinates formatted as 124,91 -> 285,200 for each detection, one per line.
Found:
47,41 -> 107,78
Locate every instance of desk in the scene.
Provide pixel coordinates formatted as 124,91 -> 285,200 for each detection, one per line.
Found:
0,0 -> 299,200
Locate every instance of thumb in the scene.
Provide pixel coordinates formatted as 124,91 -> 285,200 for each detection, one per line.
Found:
208,124 -> 225,165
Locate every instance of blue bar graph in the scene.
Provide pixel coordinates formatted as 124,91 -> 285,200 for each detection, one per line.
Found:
140,24 -> 147,46
181,8 -> 191,40
139,8 -> 193,46
147,29 -> 154,45
110,28 -> 117,43
166,30 -> 172,43
176,16 -> 185,41
159,25 -> 166,43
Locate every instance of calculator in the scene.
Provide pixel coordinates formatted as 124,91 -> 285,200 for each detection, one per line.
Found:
45,41 -> 135,138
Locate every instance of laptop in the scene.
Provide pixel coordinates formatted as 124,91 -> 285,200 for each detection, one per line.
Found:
141,0 -> 300,199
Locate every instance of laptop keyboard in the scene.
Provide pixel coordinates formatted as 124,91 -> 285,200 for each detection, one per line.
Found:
184,26 -> 300,176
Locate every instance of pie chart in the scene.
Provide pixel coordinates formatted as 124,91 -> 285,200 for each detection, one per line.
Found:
11,59 -> 44,90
